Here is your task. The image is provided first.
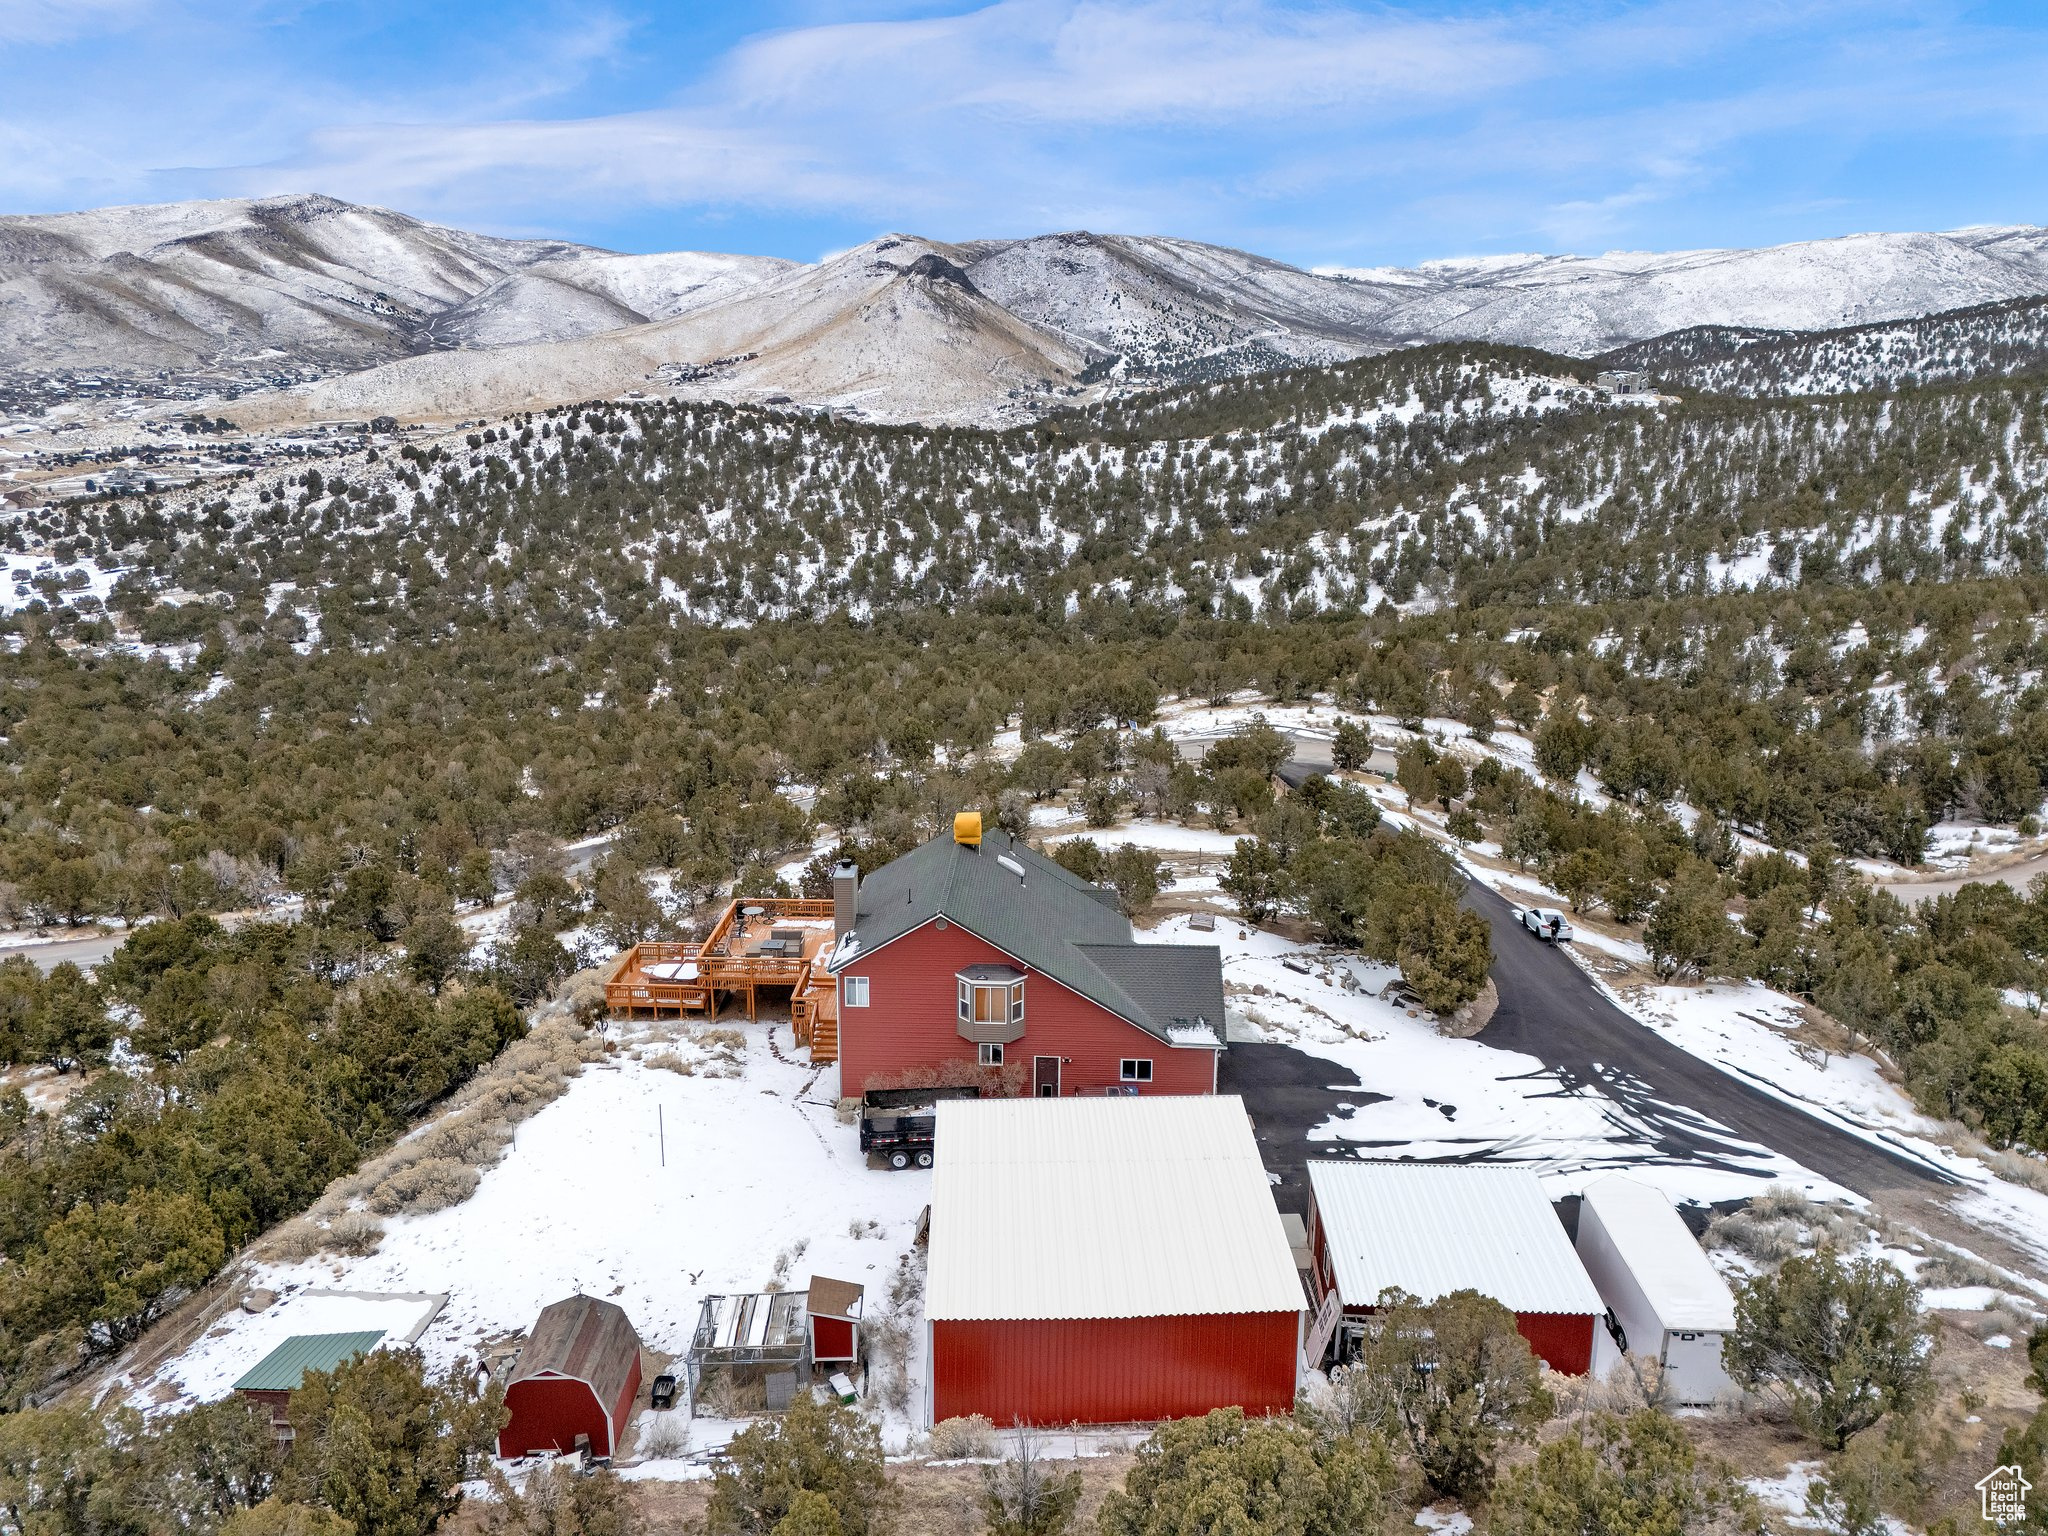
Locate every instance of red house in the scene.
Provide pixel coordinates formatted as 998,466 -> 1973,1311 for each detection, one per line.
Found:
826,817 -> 1225,1097
499,1296 -> 644,1460
1304,1163 -> 1604,1375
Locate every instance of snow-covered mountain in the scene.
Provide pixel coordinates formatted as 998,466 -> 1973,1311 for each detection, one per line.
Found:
6,193 -> 2048,425
0,194 -> 793,386
1317,227 -> 2048,355
230,236 -> 1091,429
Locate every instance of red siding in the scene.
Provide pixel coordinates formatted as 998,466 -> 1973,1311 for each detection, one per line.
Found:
813,1316 -> 856,1361
1513,1312 -> 1594,1375
1307,1196 -> 1593,1376
931,1312 -> 1299,1425
500,1361 -> 640,1459
839,920 -> 1216,1097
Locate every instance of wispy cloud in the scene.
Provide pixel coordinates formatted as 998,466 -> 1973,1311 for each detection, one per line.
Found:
0,0 -> 149,44
4,0 -> 2048,264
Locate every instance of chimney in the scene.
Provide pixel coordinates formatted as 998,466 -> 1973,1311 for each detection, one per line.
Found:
832,861 -> 860,941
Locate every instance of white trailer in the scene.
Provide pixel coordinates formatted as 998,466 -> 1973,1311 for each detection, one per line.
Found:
1575,1176 -> 1738,1406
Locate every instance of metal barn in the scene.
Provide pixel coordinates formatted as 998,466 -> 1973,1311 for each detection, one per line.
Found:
1574,1176 -> 1737,1405
1305,1162 -> 1605,1374
926,1095 -> 1305,1426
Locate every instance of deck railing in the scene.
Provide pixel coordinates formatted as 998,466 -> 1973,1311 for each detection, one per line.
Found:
605,898 -> 839,1016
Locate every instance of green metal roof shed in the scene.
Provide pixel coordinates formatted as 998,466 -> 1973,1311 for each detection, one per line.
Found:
233,1330 -> 386,1394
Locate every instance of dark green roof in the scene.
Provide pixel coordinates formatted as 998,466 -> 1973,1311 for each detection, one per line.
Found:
233,1330 -> 385,1393
830,828 -> 1224,1047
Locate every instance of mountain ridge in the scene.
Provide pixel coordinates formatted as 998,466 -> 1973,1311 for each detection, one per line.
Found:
5,193 -> 2048,424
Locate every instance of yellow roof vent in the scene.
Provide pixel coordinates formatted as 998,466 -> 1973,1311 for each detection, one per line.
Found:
953,811 -> 983,847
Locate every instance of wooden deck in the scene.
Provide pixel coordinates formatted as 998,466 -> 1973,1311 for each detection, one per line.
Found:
604,898 -> 841,1063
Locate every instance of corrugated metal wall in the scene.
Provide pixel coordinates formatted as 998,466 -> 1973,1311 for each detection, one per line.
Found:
1512,1311 -> 1594,1375
931,1311 -> 1299,1425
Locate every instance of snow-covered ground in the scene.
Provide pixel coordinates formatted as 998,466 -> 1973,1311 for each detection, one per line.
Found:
129,1015 -> 930,1454
155,1291 -> 447,1405
1143,912 -> 1839,1208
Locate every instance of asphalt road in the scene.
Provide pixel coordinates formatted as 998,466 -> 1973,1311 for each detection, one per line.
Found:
1222,881 -> 1953,1215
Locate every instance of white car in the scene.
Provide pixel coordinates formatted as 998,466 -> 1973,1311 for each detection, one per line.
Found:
1521,907 -> 1573,942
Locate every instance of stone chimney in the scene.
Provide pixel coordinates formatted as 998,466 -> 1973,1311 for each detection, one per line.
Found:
832,861 -> 860,941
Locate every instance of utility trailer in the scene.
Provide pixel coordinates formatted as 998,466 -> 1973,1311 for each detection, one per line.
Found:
858,1086 -> 981,1170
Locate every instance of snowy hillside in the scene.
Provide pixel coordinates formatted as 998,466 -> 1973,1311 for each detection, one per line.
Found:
0,194 -> 789,389
1601,294 -> 2048,397
228,235 -> 1091,429
1319,227 -> 2048,356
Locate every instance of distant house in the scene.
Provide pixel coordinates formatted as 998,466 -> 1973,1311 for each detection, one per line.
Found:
926,1095 -> 1304,1425
1595,368 -> 1652,394
826,816 -> 1225,1097
234,1330 -> 385,1437
1305,1163 -> 1604,1374
499,1296 -> 643,1460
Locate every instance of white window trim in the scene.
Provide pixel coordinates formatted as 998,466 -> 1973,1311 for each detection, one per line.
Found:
843,975 -> 869,1008
958,975 -> 1024,1026
978,1042 -> 1004,1066
1120,1058 -> 1153,1082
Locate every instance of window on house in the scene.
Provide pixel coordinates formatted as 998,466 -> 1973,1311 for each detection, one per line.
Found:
843,976 -> 869,1008
978,1043 -> 1004,1066
1120,1059 -> 1153,1082
958,977 -> 1023,1025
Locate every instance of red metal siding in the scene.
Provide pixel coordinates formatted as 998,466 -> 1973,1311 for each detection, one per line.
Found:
1306,1192 -> 1593,1376
931,1312 -> 1299,1425
1512,1312 -> 1594,1375
607,1354 -> 643,1448
812,1316 -> 856,1361
500,1374 -> 625,1458
839,920 -> 1215,1097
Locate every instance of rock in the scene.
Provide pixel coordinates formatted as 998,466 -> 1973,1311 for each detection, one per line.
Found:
242,1288 -> 278,1313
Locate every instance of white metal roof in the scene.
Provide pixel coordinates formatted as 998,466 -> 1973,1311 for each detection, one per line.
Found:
926,1096 -> 1306,1323
1307,1163 -> 1603,1317
1579,1176 -> 1737,1331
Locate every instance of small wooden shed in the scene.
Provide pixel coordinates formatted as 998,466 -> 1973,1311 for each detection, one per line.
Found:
234,1330 -> 386,1438
806,1277 -> 864,1364
499,1296 -> 643,1460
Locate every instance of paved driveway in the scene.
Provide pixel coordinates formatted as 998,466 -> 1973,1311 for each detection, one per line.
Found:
1220,882 -> 1952,1215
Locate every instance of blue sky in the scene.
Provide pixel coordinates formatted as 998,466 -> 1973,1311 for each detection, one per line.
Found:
3,0 -> 2046,267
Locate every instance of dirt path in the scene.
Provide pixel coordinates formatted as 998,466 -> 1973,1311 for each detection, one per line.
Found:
1874,847 -> 2048,905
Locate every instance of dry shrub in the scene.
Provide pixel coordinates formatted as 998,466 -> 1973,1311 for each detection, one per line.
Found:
638,1411 -> 688,1459
862,1057 -> 1027,1098
559,969 -> 609,1026
368,1157 -> 481,1216
698,1371 -> 764,1419
1549,1354 -> 1677,1418
1985,1148 -> 2048,1196
926,1415 -> 997,1460
323,1210 -> 384,1255
866,1250 -> 926,1416
1917,1244 -> 2000,1288
644,1051 -> 695,1076
267,1219 -> 325,1262
1705,1186 -> 1873,1264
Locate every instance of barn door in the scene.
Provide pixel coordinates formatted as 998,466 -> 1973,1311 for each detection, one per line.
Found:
1034,1056 -> 1061,1097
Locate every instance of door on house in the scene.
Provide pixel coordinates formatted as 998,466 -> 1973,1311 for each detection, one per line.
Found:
1034,1056 -> 1061,1097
